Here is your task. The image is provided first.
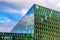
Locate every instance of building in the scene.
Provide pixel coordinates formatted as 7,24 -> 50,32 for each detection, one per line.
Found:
0,4 -> 34,40
34,4 -> 60,40
0,4 -> 60,40
0,33 -> 34,40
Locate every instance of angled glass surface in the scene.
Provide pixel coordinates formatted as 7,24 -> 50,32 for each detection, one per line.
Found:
11,5 -> 34,34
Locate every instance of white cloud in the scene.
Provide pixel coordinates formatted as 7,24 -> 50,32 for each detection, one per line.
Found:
47,0 -> 60,7
55,0 -> 60,8
2,0 -> 60,11
4,8 -> 20,13
3,8 -> 28,17
20,9 -> 28,16
2,7 -> 28,17
0,19 -> 18,32
0,20 -> 4,23
0,17 -> 11,23
5,19 -> 11,22
48,0 -> 56,4
0,26 -> 11,32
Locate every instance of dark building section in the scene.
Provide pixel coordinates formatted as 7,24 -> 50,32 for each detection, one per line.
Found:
0,33 -> 34,40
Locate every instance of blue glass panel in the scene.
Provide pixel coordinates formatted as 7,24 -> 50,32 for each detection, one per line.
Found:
11,5 -> 34,34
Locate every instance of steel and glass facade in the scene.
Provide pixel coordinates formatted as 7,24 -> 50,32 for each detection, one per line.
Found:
0,4 -> 60,40
34,4 -> 60,40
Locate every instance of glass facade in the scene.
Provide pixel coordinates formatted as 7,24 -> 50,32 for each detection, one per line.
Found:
34,4 -> 60,40
0,4 -> 60,40
11,5 -> 34,34
0,33 -> 34,40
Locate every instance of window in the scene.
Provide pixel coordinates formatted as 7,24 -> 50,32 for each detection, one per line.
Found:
36,6 -> 39,9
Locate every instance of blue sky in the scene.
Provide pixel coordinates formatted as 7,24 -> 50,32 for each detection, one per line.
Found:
0,0 -> 60,32
0,0 -> 26,32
